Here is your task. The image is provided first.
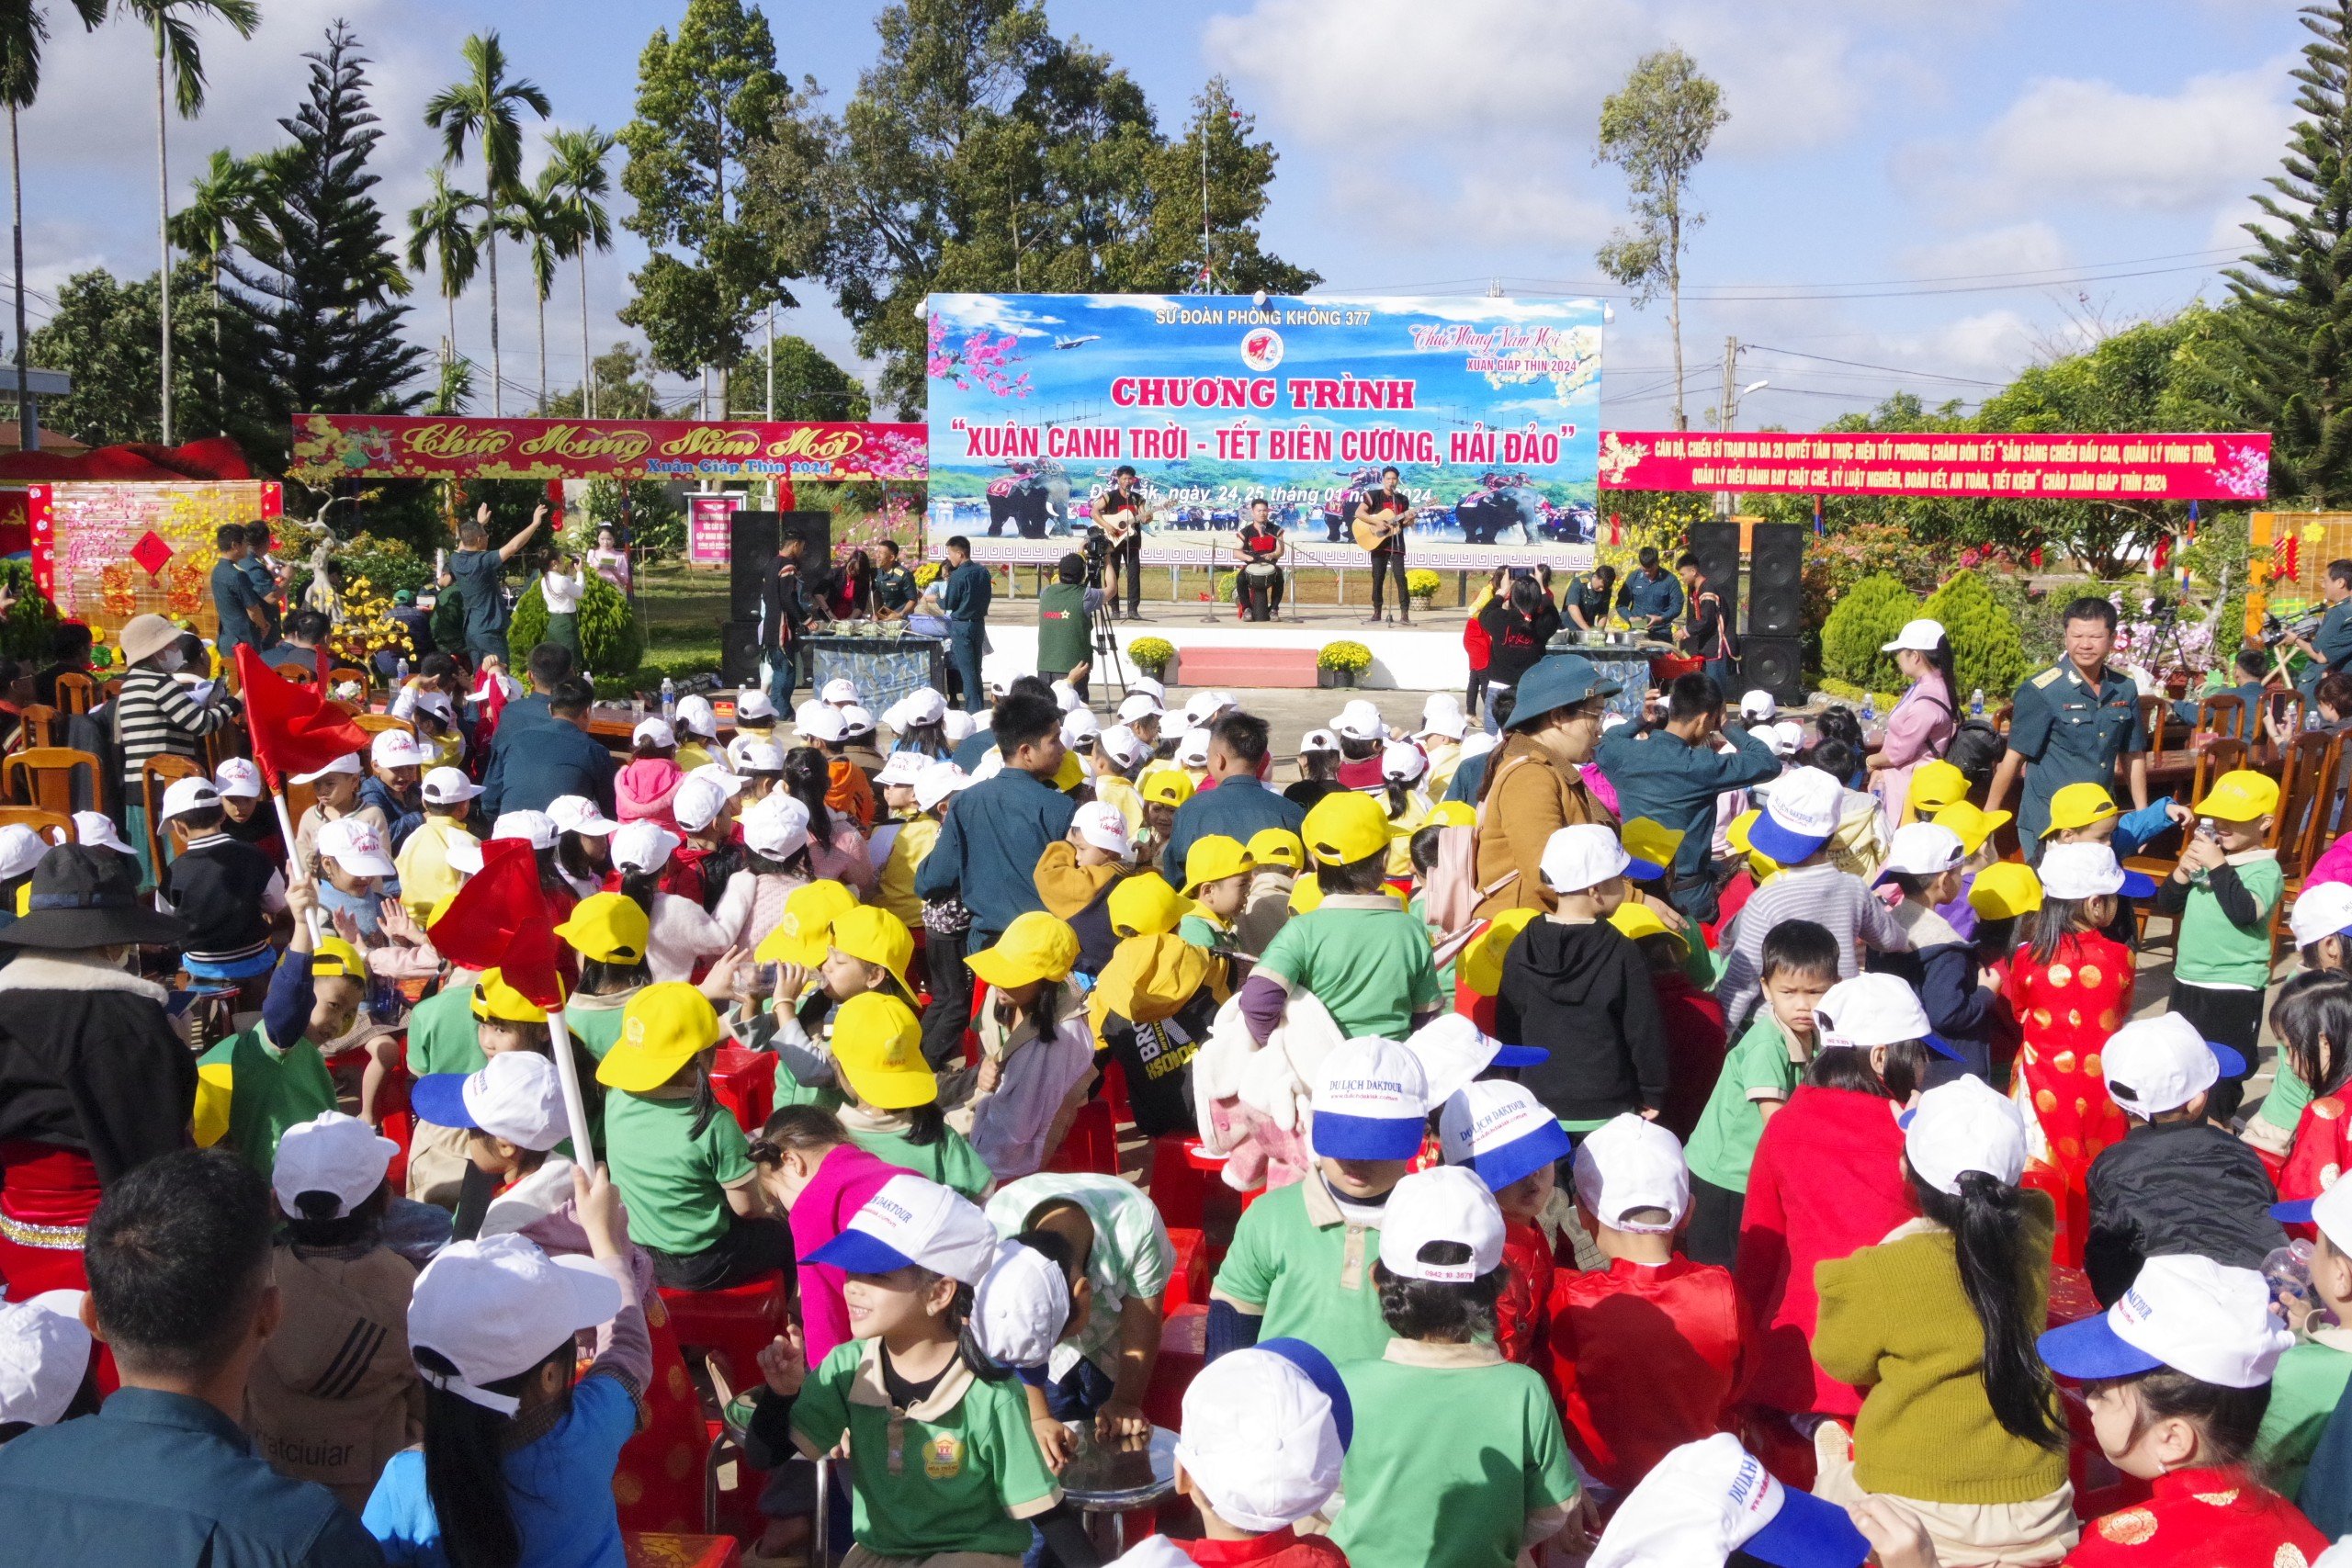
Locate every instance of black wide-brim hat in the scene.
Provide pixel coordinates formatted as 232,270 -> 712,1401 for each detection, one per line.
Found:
4,844 -> 190,949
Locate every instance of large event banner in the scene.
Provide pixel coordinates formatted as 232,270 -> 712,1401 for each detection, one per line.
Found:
30,479 -> 283,640
292,414 -> 929,483
1597,429 -> 2272,502
923,293 -> 1604,566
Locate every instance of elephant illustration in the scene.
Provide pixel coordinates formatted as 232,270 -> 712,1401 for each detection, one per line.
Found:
1318,467 -> 1384,542
984,462 -> 1073,538
1453,477 -> 1553,545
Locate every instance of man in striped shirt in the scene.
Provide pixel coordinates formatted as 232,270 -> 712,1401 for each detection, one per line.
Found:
115,613 -> 240,887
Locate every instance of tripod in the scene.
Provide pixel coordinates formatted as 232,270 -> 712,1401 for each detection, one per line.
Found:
1087,587 -> 1129,705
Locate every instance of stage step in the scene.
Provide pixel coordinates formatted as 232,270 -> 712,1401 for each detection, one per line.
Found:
1170,643 -> 1322,689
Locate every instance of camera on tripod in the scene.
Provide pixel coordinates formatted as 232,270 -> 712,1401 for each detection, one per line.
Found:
2263,608 -> 2326,649
1080,527 -> 1112,591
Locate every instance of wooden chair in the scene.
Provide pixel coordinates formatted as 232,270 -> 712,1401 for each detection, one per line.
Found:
329,664 -> 373,703
2188,737 -> 2251,807
0,807 -> 73,842
2194,694 -> 2249,746
97,676 -> 122,705
2277,731 -> 2351,957
138,754 -> 205,882
12,705 -> 57,750
279,664 -> 316,685
2137,694 -> 2170,759
49,671 -> 95,716
2,747 -> 98,818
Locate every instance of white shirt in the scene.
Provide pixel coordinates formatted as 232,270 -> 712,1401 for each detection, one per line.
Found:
645,889 -> 730,981
542,567 -> 585,614
966,1010 -> 1096,1183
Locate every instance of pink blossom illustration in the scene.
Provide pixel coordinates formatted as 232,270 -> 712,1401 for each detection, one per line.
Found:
2205,441 -> 2271,501
927,317 -> 1032,399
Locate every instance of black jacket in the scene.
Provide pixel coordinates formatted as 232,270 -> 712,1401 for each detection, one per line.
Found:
761,557 -> 828,651
2084,1116 -> 2286,1305
0,953 -> 195,1183
1478,602 -> 1564,691
159,836 -> 280,959
1494,918 -> 1669,1122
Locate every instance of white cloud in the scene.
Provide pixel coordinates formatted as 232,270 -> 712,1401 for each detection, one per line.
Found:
1894,222 -> 2071,282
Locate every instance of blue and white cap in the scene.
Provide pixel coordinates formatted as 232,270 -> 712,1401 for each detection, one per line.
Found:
1590,1433 -> 1870,1568
1406,1013 -> 1545,1105
1747,767 -> 1844,863
1440,1080 -> 1571,1195
1308,1037 -> 1429,1160
804,1174 -> 1000,1287
2037,1254 -> 2292,1390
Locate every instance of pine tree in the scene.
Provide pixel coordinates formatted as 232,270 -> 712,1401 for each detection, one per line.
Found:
2223,2 -> 2352,503
216,22 -> 427,468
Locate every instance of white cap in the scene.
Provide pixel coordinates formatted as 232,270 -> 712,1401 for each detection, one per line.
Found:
2104,1013 -> 2246,1118
1061,709 -> 1102,750
820,677 -> 860,705
1905,1076 -> 2027,1197
0,1290 -> 91,1428
1814,973 -> 1932,1052
1738,689 -> 1777,723
1097,724 -> 1149,771
370,729 -> 429,769
610,819 -> 679,874
970,1239 -> 1069,1371
408,1234 -> 624,1415
735,688 -> 777,723
2291,882 -> 2352,949
673,693 -> 718,739
1540,822 -> 1630,894
2038,840 -> 2127,900
1184,691 -> 1234,728
2038,1254 -> 2292,1390
422,766 -> 482,807
1456,729 -> 1498,761
1573,1113 -> 1690,1235
1439,1079 -> 1573,1195
160,776 -> 222,821
1381,739 -> 1426,784
808,1174 -> 1001,1285
1173,1347 -> 1346,1532
1118,693 -> 1163,724
1176,728 -> 1212,769
840,704 -> 877,737
673,774 -> 729,833
630,716 -> 676,750
273,1111 -> 398,1220
876,750 -> 930,789
688,763 -> 745,799
895,688 -> 948,729
413,690 -> 458,726
317,817 -> 396,876
737,739 -> 785,773
1748,766 -> 1842,862
1407,1013 -> 1545,1105
289,752 -> 361,785
547,795 -> 618,837
1309,1037 -> 1429,1160
1127,675 -> 1166,703
1419,692 -> 1467,739
1071,800 -> 1132,857
942,709 -> 976,743
69,812 -> 130,857
1377,1166 -> 1506,1282
444,833 -> 485,876
2284,1179 -> 2352,1258
490,810 -> 559,850
1766,719 -> 1805,759
798,703 -> 847,744
0,825 -> 43,881
1879,821 -> 1965,880
431,1051 -> 567,1151
1590,1433 -> 1871,1568
1299,728 -> 1340,754
916,760 -> 975,813
1051,681 -> 1084,714
1880,617 -> 1948,654
1332,699 -> 1384,742
743,794 -> 812,861
213,757 -> 264,798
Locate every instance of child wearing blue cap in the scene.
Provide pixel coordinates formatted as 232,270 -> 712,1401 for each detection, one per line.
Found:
2258,1178 -> 2352,1496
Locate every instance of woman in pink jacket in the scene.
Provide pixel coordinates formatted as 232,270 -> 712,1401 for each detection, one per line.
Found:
1866,616 -> 1959,831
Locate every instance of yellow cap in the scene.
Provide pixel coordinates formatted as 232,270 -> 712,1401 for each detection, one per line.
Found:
1609,899 -> 1685,954
1054,751 -> 1085,792
428,893 -> 459,927
754,879 -> 859,965
831,992 -> 934,1110
1969,862 -> 2043,921
1460,908 -> 1541,998
1138,766 -> 1194,807
829,905 -> 915,996
1181,835 -> 1256,896
1932,801 -> 2011,855
1426,800 -> 1477,829
967,910 -> 1080,989
1286,873 -> 1406,915
312,935 -> 368,981
2195,769 -> 2281,824
1110,874 -> 1189,938
594,981 -> 725,1093
1246,828 -> 1306,870
1301,790 -> 1392,865
471,967 -> 552,1023
2041,782 -> 2119,837
554,891 -> 650,965
1620,817 -> 1686,870
193,1060 -> 234,1148
1907,761 -> 1971,814
1725,807 -> 1780,879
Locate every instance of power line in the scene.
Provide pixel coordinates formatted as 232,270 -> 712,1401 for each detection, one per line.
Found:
1743,344 -> 2004,387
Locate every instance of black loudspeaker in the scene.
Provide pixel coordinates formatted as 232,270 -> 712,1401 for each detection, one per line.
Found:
729,510 -> 781,620
1744,635 -> 1806,706
1747,522 -> 1805,637
1686,520 -> 1741,630
720,618 -> 763,687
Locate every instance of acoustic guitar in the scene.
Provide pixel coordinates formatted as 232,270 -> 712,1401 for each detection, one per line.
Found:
1096,494 -> 1151,546
1351,503 -> 1408,552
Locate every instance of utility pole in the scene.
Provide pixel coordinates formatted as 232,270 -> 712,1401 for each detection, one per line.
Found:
1717,336 -> 1736,515
1201,102 -> 1212,291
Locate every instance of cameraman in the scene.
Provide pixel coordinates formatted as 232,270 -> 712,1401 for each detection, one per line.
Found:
2290,558 -> 2352,694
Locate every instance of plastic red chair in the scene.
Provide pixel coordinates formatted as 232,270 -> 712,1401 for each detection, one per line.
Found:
1099,1056 -> 1134,1127
1141,1303 -> 1207,1431
657,1273 -> 790,1394
1045,1097 -> 1120,1175
2063,1389 -> 2151,1520
1161,1227 -> 1213,1312
709,1045 -> 777,1135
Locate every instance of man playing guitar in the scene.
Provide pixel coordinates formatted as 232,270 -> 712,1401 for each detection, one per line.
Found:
1353,464 -> 1414,625
1091,463 -> 1150,619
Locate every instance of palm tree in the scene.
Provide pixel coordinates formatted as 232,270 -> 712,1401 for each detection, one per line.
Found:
507,181 -> 569,412
118,0 -> 262,447
424,32 -> 548,419
170,145 -> 278,433
404,168 -> 481,374
0,0 -> 107,450
538,126 -> 612,417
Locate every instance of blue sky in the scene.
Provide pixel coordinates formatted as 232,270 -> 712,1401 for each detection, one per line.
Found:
9,0 -> 2312,431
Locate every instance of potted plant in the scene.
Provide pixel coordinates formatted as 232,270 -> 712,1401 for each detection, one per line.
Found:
1128,636 -> 1176,681
1318,639 -> 1373,688
1406,568 -> 1441,608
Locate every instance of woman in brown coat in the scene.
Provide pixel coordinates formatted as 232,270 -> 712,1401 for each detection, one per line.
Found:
1475,653 -> 1620,917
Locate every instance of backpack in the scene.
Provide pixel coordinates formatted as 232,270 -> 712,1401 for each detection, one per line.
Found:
1945,718 -> 2006,790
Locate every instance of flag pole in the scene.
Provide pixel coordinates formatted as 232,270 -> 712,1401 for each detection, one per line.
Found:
543,1007 -> 597,1162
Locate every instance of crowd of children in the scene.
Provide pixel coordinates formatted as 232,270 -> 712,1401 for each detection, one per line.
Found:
5,600 -> 2352,1568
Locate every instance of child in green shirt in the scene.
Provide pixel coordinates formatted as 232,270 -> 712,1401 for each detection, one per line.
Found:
2260,1179 -> 2352,1497
197,883 -> 345,1179
2153,769 -> 2285,1122
830,990 -> 994,1201
1178,835 -> 1254,954
1243,792 -> 1442,1043
1684,918 -> 1838,1267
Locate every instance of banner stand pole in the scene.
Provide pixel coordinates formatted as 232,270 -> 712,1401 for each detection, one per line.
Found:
544,1008 -> 598,1165
268,787 -> 323,943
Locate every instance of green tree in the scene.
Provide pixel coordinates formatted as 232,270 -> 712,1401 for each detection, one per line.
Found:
540,127 -> 616,417
0,0 -> 108,449
544,342 -> 680,420
118,0 -> 262,446
214,23 -> 429,472
170,145 -> 285,433
507,179 -> 565,410
23,265 -> 210,445
1924,570 -> 2029,698
424,31 -> 551,417
723,332 -> 870,420
404,167 -> 482,370
1819,573 -> 1919,691
582,474 -> 684,557
1594,47 -> 1726,432
617,0 -> 811,412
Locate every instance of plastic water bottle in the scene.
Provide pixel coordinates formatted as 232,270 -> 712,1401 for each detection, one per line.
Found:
394,656 -> 409,684
660,677 -> 676,722
1861,693 -> 1877,725
2264,1239 -> 2318,1328
1971,687 -> 1984,718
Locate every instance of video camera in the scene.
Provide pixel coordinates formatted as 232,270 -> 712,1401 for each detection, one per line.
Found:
2263,608 -> 2326,649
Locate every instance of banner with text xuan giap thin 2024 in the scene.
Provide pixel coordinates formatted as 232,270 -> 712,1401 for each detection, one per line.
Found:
922,293 -> 1604,567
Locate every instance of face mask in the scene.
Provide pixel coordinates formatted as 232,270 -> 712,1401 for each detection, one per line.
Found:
157,649 -> 187,673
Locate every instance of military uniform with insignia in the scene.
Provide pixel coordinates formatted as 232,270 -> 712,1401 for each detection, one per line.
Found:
2007,660 -> 2149,855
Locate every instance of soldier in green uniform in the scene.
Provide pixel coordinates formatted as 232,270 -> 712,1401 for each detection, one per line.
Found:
1986,594 -> 2151,860
872,538 -> 919,621
2288,558 -> 2352,696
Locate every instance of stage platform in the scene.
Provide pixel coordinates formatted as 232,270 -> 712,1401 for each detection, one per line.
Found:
979,604 -> 1470,692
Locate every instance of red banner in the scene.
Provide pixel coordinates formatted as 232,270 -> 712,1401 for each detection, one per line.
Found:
290,414 -> 929,483
1595,430 -> 2270,502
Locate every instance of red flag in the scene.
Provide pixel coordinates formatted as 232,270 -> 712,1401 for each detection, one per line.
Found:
235,643 -> 370,792
426,838 -> 565,1008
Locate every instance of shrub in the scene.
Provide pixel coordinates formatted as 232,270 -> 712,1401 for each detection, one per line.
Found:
1924,570 -> 2029,698
0,560 -> 60,660
582,477 -> 684,558
1318,639 -> 1373,672
286,531 -> 435,607
1127,636 -> 1175,673
1213,570 -> 1238,604
1819,574 -> 1919,692
509,571 -> 645,677
1406,569 -> 1442,599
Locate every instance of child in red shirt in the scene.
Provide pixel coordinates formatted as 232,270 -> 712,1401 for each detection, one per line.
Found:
1436,1077 -> 1570,1368
1548,1112 -> 1744,1495
1611,902 -> 1727,1139
2274,969 -> 2352,1207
